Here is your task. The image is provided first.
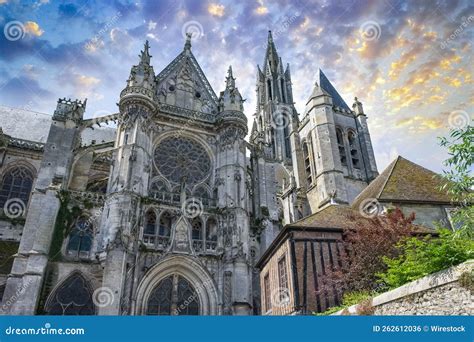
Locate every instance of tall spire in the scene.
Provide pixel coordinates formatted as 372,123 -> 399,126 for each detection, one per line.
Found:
264,30 -> 279,73
139,40 -> 151,65
267,30 -> 273,44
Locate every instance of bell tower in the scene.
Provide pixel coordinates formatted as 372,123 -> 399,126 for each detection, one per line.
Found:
97,41 -> 157,315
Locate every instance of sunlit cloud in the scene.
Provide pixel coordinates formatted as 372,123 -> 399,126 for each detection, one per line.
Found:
24,21 -> 44,37
208,3 -> 225,17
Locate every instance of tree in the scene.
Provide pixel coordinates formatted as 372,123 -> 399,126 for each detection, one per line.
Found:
439,125 -> 474,238
319,208 -> 417,296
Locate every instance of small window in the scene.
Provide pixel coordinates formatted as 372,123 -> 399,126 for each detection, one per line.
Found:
336,128 -> 347,166
263,273 -> 271,312
348,131 -> 360,169
278,256 -> 289,293
206,218 -> 217,242
191,218 -> 202,240
144,210 -> 157,243
66,217 -> 93,257
159,212 -> 173,237
303,142 -> 312,185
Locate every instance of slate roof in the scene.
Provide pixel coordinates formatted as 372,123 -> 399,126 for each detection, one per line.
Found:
318,69 -> 351,111
0,105 -> 116,146
352,156 -> 453,208
289,204 -> 363,230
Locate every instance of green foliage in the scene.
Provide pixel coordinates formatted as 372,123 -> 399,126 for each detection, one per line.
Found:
313,291 -> 374,316
49,191 -> 81,261
438,125 -> 474,238
378,229 -> 474,288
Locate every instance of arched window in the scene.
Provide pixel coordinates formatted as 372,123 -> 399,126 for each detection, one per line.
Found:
193,186 -> 210,206
191,218 -> 202,240
45,273 -> 95,315
284,123 -> 291,159
336,128 -> 347,166
0,166 -> 34,209
143,210 -> 157,244
348,131 -> 360,169
66,217 -> 93,257
147,275 -> 199,315
267,79 -> 273,100
302,141 -> 312,185
149,179 -> 169,199
159,212 -> 173,237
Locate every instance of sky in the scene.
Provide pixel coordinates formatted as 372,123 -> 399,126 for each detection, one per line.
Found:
0,0 -> 472,173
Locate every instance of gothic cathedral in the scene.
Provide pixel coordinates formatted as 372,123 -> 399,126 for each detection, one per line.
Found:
0,31 -> 378,315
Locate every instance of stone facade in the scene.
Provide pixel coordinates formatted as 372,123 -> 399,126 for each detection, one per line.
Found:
0,32 -> 378,316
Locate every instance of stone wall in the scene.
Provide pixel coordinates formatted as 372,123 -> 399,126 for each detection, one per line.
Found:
335,260 -> 473,315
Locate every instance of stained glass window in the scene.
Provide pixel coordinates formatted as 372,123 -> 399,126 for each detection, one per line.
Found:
153,137 -> 211,188
66,217 -> 93,257
45,273 -> 95,315
147,275 -> 199,315
0,166 -> 34,208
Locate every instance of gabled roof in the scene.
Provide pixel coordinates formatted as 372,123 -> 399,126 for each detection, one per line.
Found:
318,69 -> 351,111
290,204 -> 362,230
156,49 -> 218,104
352,156 -> 452,208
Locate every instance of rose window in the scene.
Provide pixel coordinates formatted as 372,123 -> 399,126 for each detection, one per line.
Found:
153,137 -> 211,187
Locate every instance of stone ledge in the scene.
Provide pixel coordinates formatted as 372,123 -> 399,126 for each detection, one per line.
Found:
372,260 -> 473,307
333,260 -> 473,315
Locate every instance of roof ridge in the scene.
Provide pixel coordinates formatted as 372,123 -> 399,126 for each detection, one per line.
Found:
377,155 -> 401,199
0,105 -> 51,117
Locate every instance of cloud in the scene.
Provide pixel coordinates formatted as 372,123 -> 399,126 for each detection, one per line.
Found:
208,3 -> 225,17
24,21 -> 44,37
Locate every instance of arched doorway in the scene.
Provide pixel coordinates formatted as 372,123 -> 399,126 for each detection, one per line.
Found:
135,255 -> 218,315
147,274 -> 199,315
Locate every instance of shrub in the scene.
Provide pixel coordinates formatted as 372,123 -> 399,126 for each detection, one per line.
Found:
378,228 -> 474,288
